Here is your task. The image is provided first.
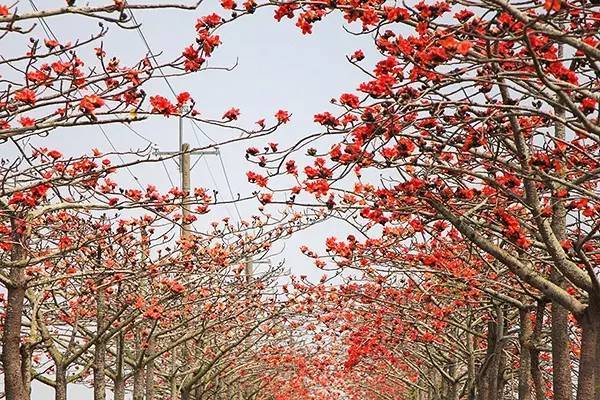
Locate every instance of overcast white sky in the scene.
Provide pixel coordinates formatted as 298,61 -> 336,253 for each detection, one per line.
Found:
3,0 -> 374,397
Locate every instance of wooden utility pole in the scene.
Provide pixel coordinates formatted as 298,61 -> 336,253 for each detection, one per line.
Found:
245,259 -> 253,284
153,114 -> 219,239
181,142 -> 191,238
153,113 -> 218,400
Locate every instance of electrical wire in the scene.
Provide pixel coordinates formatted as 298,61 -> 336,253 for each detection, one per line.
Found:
126,9 -> 243,222
127,8 -> 217,145
29,1 -> 147,191
218,152 -> 243,220
27,0 -> 177,191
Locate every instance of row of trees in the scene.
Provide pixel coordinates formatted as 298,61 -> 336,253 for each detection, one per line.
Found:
2,0 -> 599,399
245,0 -> 600,398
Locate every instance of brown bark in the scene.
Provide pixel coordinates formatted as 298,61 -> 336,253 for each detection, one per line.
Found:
132,329 -> 145,400
595,326 -> 600,400
114,378 -> 126,400
145,336 -> 156,400
550,88 -> 574,400
94,285 -> 107,400
19,340 -> 33,400
594,326 -> 600,399
530,301 -> 546,400
133,364 -> 145,400
576,301 -> 599,400
114,332 -> 126,400
486,310 -> 504,400
55,363 -> 67,400
2,241 -> 27,400
518,308 -> 533,400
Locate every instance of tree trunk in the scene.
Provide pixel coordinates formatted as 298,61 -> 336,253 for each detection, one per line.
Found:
550,82 -> 574,400
551,288 -> 574,400
518,308 -> 533,400
2,267 -> 27,400
114,332 -> 125,400
594,324 -> 600,400
447,360 -> 459,400
486,315 -> 501,400
595,324 -> 600,400
146,336 -> 156,400
171,348 -> 179,400
195,385 -> 203,400
133,366 -> 145,400
132,329 -> 145,400
94,285 -> 106,400
114,377 -> 126,400
55,364 -> 67,400
20,341 -> 33,400
478,322 -> 494,400
576,302 -> 599,400
530,301 -> 546,400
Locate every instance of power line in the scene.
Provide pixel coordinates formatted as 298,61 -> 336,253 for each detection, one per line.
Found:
218,152 -> 242,220
28,0 -> 146,191
127,9 -> 243,224
189,120 -> 242,221
127,8 -> 217,145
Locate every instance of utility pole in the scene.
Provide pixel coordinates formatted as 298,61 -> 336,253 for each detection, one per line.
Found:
244,259 -> 253,284
153,113 -> 219,400
154,113 -> 219,239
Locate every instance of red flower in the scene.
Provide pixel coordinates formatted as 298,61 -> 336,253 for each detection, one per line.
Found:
44,39 -> 60,49
314,112 -> 339,127
144,305 -> 164,320
196,13 -> 223,29
352,50 -> 365,61
581,97 -> 597,114
457,41 -> 472,55
285,160 -> 298,175
27,70 -> 50,85
0,5 -> 10,16
544,0 -> 561,11
275,109 -> 290,124
14,88 -> 36,105
221,0 -> 236,9
454,9 -> 474,21
340,93 -> 360,108
51,61 -> 70,75
243,0 -> 256,11
48,150 -> 63,160
223,107 -> 240,120
305,179 -> 329,196
79,95 -> 105,114
59,236 -> 72,250
259,193 -> 273,204
19,117 -> 36,127
397,137 -> 415,156
384,7 -> 409,22
246,171 -> 268,187
246,147 -> 260,156
149,95 -> 177,116
182,46 -> 204,71
182,46 -> 199,60
177,92 -> 192,107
